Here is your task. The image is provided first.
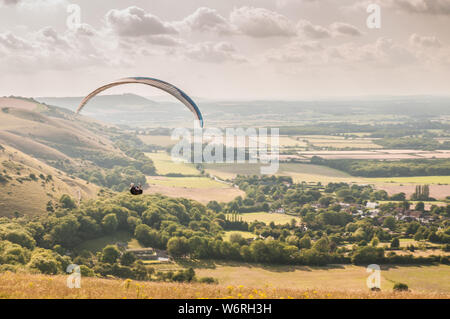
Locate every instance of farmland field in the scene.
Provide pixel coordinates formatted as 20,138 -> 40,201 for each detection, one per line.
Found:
195,263 -> 450,294
367,176 -> 450,184
237,212 -> 302,225
145,152 -> 199,175
204,162 -> 358,184
146,176 -> 228,188
145,176 -> 244,203
374,183 -> 450,200
223,231 -> 256,241
138,135 -> 177,147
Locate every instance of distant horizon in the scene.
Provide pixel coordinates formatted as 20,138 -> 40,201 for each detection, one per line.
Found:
32,92 -> 450,103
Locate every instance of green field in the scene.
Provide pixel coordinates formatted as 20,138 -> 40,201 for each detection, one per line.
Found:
223,231 -> 256,241
145,152 -> 200,175
74,231 -> 142,253
146,176 -> 229,189
367,176 -> 450,184
194,263 -> 450,293
237,212 -> 301,225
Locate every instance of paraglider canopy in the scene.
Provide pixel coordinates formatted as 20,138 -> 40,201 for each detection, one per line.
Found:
76,77 -> 204,127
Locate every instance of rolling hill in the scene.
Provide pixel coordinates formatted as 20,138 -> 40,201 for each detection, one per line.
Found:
0,97 -> 145,216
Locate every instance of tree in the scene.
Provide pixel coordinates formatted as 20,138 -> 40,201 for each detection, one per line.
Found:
351,246 -> 384,265
102,245 -> 120,264
135,224 -> 162,248
390,238 -> 400,249
167,237 -> 189,258
120,251 -> 136,266
370,236 -> 380,247
102,214 -> 118,234
313,237 -> 329,253
415,202 -> 425,212
383,216 -> 396,231
59,194 -> 76,209
299,235 -> 312,249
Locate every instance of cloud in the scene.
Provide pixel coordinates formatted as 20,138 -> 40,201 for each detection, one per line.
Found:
0,0 -> 21,5
410,33 -> 442,48
0,0 -> 67,9
0,32 -> 34,50
105,6 -> 178,37
180,7 -> 233,34
185,41 -> 246,63
388,0 -> 450,15
330,22 -> 362,37
349,0 -> 450,15
230,6 -> 297,37
297,20 -> 331,39
265,41 -> 323,63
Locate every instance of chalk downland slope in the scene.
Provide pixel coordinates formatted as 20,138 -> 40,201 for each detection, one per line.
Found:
0,144 -> 99,217
0,97 -> 128,216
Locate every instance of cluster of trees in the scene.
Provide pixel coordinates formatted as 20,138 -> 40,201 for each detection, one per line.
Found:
311,157 -> 450,177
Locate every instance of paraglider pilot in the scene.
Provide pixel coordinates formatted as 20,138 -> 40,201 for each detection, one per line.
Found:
130,183 -> 143,195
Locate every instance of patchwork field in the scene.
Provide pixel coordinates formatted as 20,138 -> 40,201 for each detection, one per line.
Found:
194,263 -> 450,294
145,152 -> 200,175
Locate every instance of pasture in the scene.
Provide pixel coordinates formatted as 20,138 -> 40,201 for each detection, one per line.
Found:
74,231 -> 142,253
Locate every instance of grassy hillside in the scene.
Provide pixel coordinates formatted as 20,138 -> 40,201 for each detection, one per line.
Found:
0,144 -> 99,217
0,272 -> 447,299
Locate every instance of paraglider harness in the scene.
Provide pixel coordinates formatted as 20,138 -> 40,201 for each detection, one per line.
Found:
130,184 -> 143,195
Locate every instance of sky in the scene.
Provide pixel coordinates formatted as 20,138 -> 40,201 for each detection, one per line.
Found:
0,0 -> 449,99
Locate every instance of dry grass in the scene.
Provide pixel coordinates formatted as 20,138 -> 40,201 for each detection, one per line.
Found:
144,184 -> 244,204
194,263 -> 450,295
0,272 -> 447,299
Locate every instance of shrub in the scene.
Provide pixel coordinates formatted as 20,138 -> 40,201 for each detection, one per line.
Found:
393,282 -> 409,292
198,277 -> 217,284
